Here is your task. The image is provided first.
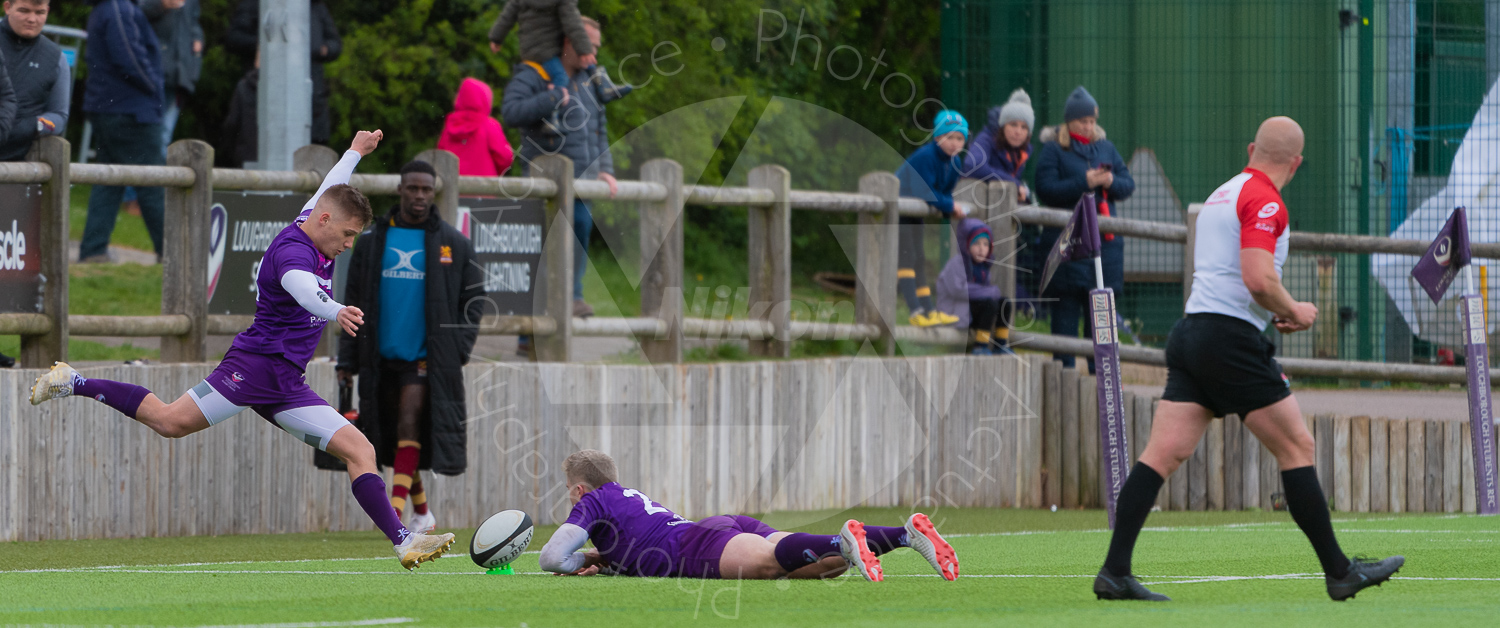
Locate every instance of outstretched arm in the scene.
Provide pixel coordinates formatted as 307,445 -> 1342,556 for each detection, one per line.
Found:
538,523 -> 594,574
299,130 -> 382,221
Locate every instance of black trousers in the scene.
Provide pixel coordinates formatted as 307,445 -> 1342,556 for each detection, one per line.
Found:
898,216 -> 930,312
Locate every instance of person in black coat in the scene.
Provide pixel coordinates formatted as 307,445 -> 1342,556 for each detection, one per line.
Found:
1034,86 -> 1134,371
219,60 -> 256,168
225,0 -> 341,144
334,161 -> 485,533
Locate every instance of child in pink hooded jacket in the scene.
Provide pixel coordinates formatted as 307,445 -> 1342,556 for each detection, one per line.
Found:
437,78 -> 514,177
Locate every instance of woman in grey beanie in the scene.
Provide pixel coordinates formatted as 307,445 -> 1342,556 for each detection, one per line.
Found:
962,88 -> 1035,203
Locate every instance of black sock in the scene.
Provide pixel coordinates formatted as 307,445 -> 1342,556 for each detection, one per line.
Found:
1102,462 -> 1165,577
1281,466 -> 1350,579
898,276 -> 921,314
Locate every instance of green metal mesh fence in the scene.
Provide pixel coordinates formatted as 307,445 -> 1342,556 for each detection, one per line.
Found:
943,0 -> 1497,369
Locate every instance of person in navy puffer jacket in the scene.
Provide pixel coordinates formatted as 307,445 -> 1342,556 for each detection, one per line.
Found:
80,0 -> 166,263
1035,86 -> 1134,371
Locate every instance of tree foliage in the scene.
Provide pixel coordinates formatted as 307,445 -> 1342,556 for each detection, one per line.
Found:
61,0 -> 943,274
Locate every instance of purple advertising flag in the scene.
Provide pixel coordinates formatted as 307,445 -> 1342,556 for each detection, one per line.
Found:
1039,194 -> 1103,294
1461,295 -> 1500,515
1090,288 -> 1131,528
1411,207 -> 1471,304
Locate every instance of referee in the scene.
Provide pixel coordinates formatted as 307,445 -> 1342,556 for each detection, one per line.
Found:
1092,117 -> 1403,602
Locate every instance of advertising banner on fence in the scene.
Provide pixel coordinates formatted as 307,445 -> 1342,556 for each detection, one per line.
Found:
462,197 -> 545,315
208,191 -> 311,315
0,184 -> 43,313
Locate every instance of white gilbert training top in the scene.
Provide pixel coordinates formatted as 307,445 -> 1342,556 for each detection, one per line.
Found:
1184,168 -> 1290,330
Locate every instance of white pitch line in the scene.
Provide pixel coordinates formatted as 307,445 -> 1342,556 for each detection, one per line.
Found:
190,618 -> 415,628
0,551 -> 542,574
7,566 -> 1498,584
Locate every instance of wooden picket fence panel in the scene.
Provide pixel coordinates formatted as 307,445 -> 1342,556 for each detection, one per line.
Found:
1039,367 -> 1496,514
3,356 -> 1491,541
0,355 -> 1045,541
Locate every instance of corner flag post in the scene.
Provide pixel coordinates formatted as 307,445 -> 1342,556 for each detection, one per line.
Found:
1090,244 -> 1129,529
1041,194 -> 1130,528
1460,266 -> 1498,515
1412,206 -> 1497,515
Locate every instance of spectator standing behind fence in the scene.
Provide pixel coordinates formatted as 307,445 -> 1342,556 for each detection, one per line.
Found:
962,88 -> 1034,204
489,0 -> 635,132
142,0 -> 200,150
0,0 -> 67,162
226,0 -> 340,145
80,0 -> 165,264
220,49 -> 257,168
0,1 -> 32,369
936,218 -> 1014,355
437,78 -> 513,177
335,160 -> 486,535
501,15 -> 620,326
1034,86 -> 1134,370
894,109 -> 967,328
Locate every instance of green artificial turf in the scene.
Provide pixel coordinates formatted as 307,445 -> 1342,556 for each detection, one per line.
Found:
2,508 -> 1496,626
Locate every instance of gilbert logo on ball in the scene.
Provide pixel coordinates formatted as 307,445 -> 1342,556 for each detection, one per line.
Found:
471,509 -> 534,570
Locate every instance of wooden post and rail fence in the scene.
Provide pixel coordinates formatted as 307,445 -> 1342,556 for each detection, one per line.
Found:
2,136 -> 1497,540
5,135 -> 1500,383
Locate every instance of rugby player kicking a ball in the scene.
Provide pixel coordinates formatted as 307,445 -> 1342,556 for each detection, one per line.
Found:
538,450 -> 960,581
30,130 -> 456,571
1092,117 -> 1402,602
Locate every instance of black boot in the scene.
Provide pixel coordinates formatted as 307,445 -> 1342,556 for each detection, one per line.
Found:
1093,568 -> 1170,601
1326,555 -> 1404,601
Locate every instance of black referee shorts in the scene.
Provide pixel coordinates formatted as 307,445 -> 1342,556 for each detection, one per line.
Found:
1162,313 -> 1291,418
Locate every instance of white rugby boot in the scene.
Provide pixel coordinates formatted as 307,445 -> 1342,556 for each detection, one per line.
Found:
905,513 -> 960,581
838,519 -> 883,582
29,362 -> 79,405
393,531 -> 455,570
408,509 -> 437,535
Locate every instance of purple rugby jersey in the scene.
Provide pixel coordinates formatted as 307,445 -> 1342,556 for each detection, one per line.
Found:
565,482 -> 693,577
229,150 -> 362,369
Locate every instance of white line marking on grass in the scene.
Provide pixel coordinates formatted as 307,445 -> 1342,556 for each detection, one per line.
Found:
1144,573 -> 1321,585
190,618 -> 415,628
0,551 -> 542,574
6,567 -> 1499,584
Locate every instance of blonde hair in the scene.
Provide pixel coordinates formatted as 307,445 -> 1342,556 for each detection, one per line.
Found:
564,449 -> 618,489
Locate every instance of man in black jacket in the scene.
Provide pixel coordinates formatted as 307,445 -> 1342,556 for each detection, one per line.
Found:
335,160 -> 484,534
225,0 -> 340,144
0,0 -> 66,162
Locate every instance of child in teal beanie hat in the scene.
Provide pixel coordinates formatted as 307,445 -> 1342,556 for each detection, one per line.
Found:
894,109 -> 970,327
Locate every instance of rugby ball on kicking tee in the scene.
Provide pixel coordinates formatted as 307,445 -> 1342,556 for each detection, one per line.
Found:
470,509 -> 534,569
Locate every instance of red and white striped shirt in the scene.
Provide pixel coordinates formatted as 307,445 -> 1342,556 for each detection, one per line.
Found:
1185,168 -> 1290,329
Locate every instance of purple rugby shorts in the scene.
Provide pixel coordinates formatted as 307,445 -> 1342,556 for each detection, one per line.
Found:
672,515 -> 780,579
187,348 -> 347,449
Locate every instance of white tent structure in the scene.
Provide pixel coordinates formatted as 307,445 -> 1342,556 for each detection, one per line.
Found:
1116,148 -> 1186,281
1373,77 -> 1500,347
